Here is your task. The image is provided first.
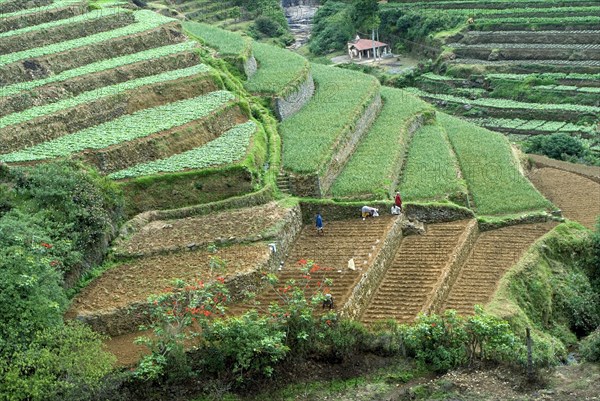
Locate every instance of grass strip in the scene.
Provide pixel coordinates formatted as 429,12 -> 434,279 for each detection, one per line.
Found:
331,87 -> 432,199
109,121 -> 257,179
0,10 -> 174,66
400,123 -> 466,203
405,87 -> 600,114
0,41 -> 199,97
245,42 -> 309,96
280,63 -> 379,174
439,113 -> 552,215
0,64 -> 210,129
0,91 -> 234,162
183,21 -> 249,56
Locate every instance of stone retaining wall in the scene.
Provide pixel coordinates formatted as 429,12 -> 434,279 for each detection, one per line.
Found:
243,54 -> 258,78
274,72 -> 314,120
76,205 -> 303,336
404,203 -> 475,223
319,93 -> 383,195
424,220 -> 479,314
340,216 -> 405,320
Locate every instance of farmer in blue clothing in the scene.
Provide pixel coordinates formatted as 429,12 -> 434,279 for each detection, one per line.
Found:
315,213 -> 324,236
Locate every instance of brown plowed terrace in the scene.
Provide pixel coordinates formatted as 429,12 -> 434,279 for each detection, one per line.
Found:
230,216 -> 397,315
361,220 -> 472,325
529,167 -> 600,230
442,222 -> 557,315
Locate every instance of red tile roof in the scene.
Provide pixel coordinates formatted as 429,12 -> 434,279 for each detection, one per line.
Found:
349,39 -> 388,51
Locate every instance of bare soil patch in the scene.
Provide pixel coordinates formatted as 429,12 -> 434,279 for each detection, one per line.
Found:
117,202 -> 291,257
529,167 -> 600,229
69,243 -> 270,315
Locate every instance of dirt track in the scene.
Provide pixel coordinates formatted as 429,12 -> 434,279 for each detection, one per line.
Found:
361,220 -> 472,325
443,222 -> 557,315
529,167 -> 600,229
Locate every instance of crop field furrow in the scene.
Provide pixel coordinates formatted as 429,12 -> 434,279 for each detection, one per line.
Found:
0,91 -> 235,163
0,10 -> 175,67
460,30 -> 600,45
0,1 -> 87,33
443,222 -> 556,315
234,217 -> 397,315
529,168 -> 600,229
451,58 -> 600,68
0,8 -> 132,55
0,0 -> 52,15
362,220 -> 472,325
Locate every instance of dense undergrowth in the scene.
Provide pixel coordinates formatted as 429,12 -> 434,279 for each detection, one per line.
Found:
0,161 -> 124,400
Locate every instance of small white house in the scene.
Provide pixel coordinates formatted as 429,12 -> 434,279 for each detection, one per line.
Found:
348,36 -> 390,60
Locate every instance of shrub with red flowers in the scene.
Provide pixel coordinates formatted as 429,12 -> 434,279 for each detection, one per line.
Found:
134,278 -> 229,381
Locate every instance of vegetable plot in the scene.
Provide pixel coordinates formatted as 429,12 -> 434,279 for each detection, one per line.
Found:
245,42 -> 309,96
400,123 -> 466,203
0,41 -> 199,97
331,87 -> 432,199
109,121 -> 257,179
183,21 -> 249,57
0,10 -> 174,66
0,91 -> 234,162
0,64 -> 210,129
280,63 -> 379,173
439,113 -> 553,215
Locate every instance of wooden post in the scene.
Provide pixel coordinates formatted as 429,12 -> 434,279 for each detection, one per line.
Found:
526,327 -> 534,382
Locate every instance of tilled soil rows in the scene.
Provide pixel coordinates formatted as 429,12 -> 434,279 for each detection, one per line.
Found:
361,220 -> 473,325
443,222 -> 557,316
230,216 -> 397,315
529,167 -> 600,229
116,202 -> 292,257
68,243 -> 270,319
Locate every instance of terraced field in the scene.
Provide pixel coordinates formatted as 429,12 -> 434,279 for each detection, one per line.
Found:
442,222 -> 557,315
233,216 -> 397,315
361,220 -> 474,325
529,168 -> 600,229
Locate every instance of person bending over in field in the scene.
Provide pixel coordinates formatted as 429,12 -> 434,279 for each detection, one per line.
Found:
361,205 -> 379,220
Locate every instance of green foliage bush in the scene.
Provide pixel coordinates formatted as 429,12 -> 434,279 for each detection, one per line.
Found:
579,328 -> 600,362
0,322 -> 115,401
524,133 -> 586,161
309,2 -> 354,55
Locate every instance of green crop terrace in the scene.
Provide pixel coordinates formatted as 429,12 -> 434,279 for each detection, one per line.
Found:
331,87 -> 432,199
109,121 -> 258,179
0,91 -> 234,162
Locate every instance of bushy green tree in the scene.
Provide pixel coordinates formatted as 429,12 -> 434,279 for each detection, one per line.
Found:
309,2 -> 354,55
0,322 -> 115,401
524,133 -> 585,161
350,0 -> 379,33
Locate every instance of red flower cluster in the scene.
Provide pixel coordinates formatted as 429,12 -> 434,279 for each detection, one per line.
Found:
40,242 -> 52,249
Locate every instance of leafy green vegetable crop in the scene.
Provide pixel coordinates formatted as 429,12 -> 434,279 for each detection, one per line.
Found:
331,87 -> 432,199
0,41 -> 199,97
0,91 -> 234,162
439,113 -> 553,215
400,123 -> 466,203
0,10 -> 174,66
0,7 -> 129,38
109,121 -> 257,179
0,64 -> 210,129
183,21 -> 250,57
245,42 -> 309,96
280,63 -> 380,174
